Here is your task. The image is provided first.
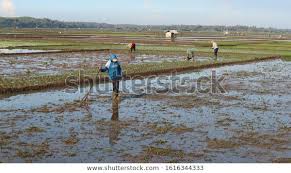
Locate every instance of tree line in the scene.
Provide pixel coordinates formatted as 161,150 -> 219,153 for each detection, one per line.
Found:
0,16 -> 290,33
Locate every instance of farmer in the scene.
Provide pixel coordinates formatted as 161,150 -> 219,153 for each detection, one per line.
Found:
187,48 -> 196,61
128,41 -> 136,53
100,54 -> 122,121
211,40 -> 219,60
100,54 -> 122,94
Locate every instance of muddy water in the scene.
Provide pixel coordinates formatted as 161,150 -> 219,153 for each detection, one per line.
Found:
0,52 -> 212,77
0,60 -> 290,163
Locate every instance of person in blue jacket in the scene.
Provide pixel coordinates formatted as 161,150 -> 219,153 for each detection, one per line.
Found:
100,54 -> 122,93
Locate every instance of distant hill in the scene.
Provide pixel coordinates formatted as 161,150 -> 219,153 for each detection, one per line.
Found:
0,16 -> 290,33
0,17 -> 114,29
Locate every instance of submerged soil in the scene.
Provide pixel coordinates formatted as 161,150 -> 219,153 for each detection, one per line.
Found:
0,60 -> 290,163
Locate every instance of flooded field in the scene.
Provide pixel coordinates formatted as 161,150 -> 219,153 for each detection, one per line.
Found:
0,52 -> 212,77
0,49 -> 58,54
0,60 -> 290,163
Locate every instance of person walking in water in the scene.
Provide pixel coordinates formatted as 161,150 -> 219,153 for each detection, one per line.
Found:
100,54 -> 122,121
211,40 -> 219,60
100,54 -> 122,93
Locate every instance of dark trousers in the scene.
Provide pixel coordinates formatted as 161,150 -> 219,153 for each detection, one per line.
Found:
130,46 -> 136,52
112,80 -> 120,93
214,48 -> 219,57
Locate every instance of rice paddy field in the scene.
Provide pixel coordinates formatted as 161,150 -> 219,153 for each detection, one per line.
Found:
0,29 -> 290,163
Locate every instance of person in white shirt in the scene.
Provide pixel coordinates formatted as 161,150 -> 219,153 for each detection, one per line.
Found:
211,40 -> 219,60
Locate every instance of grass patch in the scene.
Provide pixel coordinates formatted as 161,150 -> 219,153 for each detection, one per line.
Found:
0,132 -> 12,146
207,138 -> 239,149
145,147 -> 185,157
172,126 -> 194,134
63,136 -> 79,145
148,123 -> 193,135
273,158 -> 291,163
25,126 -> 45,134
16,141 -> 50,159
0,39 -> 72,49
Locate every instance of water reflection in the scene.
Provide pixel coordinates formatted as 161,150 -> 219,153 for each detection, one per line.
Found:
128,53 -> 136,63
109,122 -> 121,145
111,92 -> 120,121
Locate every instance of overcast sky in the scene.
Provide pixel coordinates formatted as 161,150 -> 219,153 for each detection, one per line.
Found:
1,0 -> 291,29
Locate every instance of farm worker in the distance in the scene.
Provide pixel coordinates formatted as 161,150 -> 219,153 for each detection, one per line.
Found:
186,48 -> 196,61
211,40 -> 219,60
100,54 -> 123,94
128,41 -> 136,53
